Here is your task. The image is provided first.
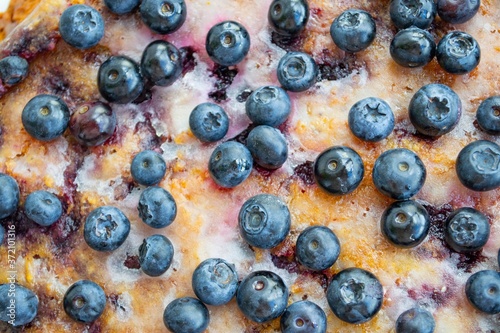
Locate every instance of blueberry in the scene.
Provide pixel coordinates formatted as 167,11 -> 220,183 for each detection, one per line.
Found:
436,31 -> 480,75
63,280 -> 106,323
372,148 -> 426,200
348,97 -> 395,141
456,140 -> 500,191
277,51 -> 318,92
296,226 -> 341,271
465,270 -> 500,314
141,40 -> 182,87
69,102 -> 116,146
0,173 -> 19,220
245,86 -> 291,127
326,267 -> 383,324
140,0 -> 187,34
208,141 -> 253,188
498,249 -> 500,268
409,83 -> 462,137
83,206 -> 131,252
192,258 -> 238,305
236,270 -> 288,323
389,0 -> 437,29
268,0 -> 310,36
437,0 -> 480,24
98,55 -> 144,104
206,21 -> 250,67
444,207 -> 490,253
238,194 -> 291,249
280,300 -> 327,333
390,27 -> 436,68
22,94 -> 70,141
0,284 -> 38,327
130,150 -> 167,186
138,186 -> 177,228
0,225 -> 4,244
104,0 -> 140,14
163,297 -> 209,333
139,234 -> 174,277
0,55 -> 28,86
189,103 -> 229,142
381,200 -> 430,248
476,96 -> 500,134
313,146 -> 364,195
330,9 -> 376,53
246,125 -> 288,170
24,190 -> 63,227
59,4 -> 104,49
395,307 -> 435,333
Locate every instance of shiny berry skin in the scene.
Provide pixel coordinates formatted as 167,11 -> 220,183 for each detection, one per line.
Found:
141,40 -> 182,87
0,284 -> 38,327
444,207 -> 490,253
268,0 -> 310,37
395,308 -> 435,333
206,21 -> 251,67
436,31 -> 480,75
456,140 -> 500,191
0,55 -> 28,86
372,148 -> 426,200
313,146 -> 364,195
140,0 -> 187,34
138,186 -> 177,228
381,200 -> 430,248
348,97 -> 395,142
192,258 -> 238,306
83,206 -> 131,252
437,0 -> 480,24
0,173 -> 19,220
246,125 -> 288,170
296,226 -> 341,271
465,270 -> 500,314
130,150 -> 167,186
24,190 -> 63,227
22,94 -> 70,141
236,270 -> 288,323
59,4 -> 105,50
277,51 -> 318,92
163,297 -> 209,333
189,103 -> 229,142
208,141 -> 253,188
63,280 -> 105,323
98,56 -> 144,104
245,86 -> 291,127
139,234 -> 174,277
104,0 -> 140,14
390,27 -> 436,68
70,102 -> 117,146
327,267 -> 383,324
280,300 -> 327,333
330,9 -> 376,53
409,83 -> 462,137
389,0 -> 437,29
238,194 -> 291,249
476,96 -> 500,134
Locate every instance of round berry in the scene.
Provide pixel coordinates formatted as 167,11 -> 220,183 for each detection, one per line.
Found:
476,96 -> 500,134
141,40 -> 182,87
206,21 -> 251,67
348,97 -> 395,141
268,0 -> 309,37
208,141 -> 253,188
59,4 -> 105,49
0,284 -> 38,327
98,56 -> 144,104
163,297 -> 209,333
24,190 -> 63,227
0,173 -> 20,220
277,51 -> 318,92
139,234 -> 174,277
83,206 -> 131,252
314,146 -> 365,195
390,27 -> 436,68
330,9 -> 376,53
437,0 -> 480,24
395,308 -> 435,333
456,140 -> 500,191
63,280 -> 105,323
465,270 -> 500,314
238,194 -> 291,249
138,186 -> 177,228
104,0 -> 140,14
372,148 -> 426,200
296,226 -> 341,271
189,103 -> 229,142
389,0 -> 437,29
0,55 -> 29,86
245,86 -> 291,127
444,207 -> 490,253
280,300 -> 327,333
22,94 -> 70,141
69,102 -> 117,146
246,125 -> 288,170
130,150 -> 167,186
192,258 -> 238,306
436,31 -> 480,75
140,0 -> 187,34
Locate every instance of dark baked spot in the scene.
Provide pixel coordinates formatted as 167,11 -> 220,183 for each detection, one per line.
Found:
293,161 -> 315,186
3,29 -> 59,60
180,46 -> 197,75
407,275 -> 456,307
132,81 -> 153,105
228,123 -> 257,144
134,112 -> 164,151
236,89 -> 253,103
124,254 -> 141,269
456,251 -> 487,273
316,50 -> 364,82
41,69 -> 71,98
87,321 -> 102,333
208,64 -> 238,102
270,31 -> 306,52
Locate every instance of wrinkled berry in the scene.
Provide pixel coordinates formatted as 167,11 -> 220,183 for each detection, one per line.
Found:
245,86 -> 291,127
0,173 -> 20,220
83,206 -> 131,252
0,55 -> 29,86
138,186 -> 176,228
436,31 -> 480,75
